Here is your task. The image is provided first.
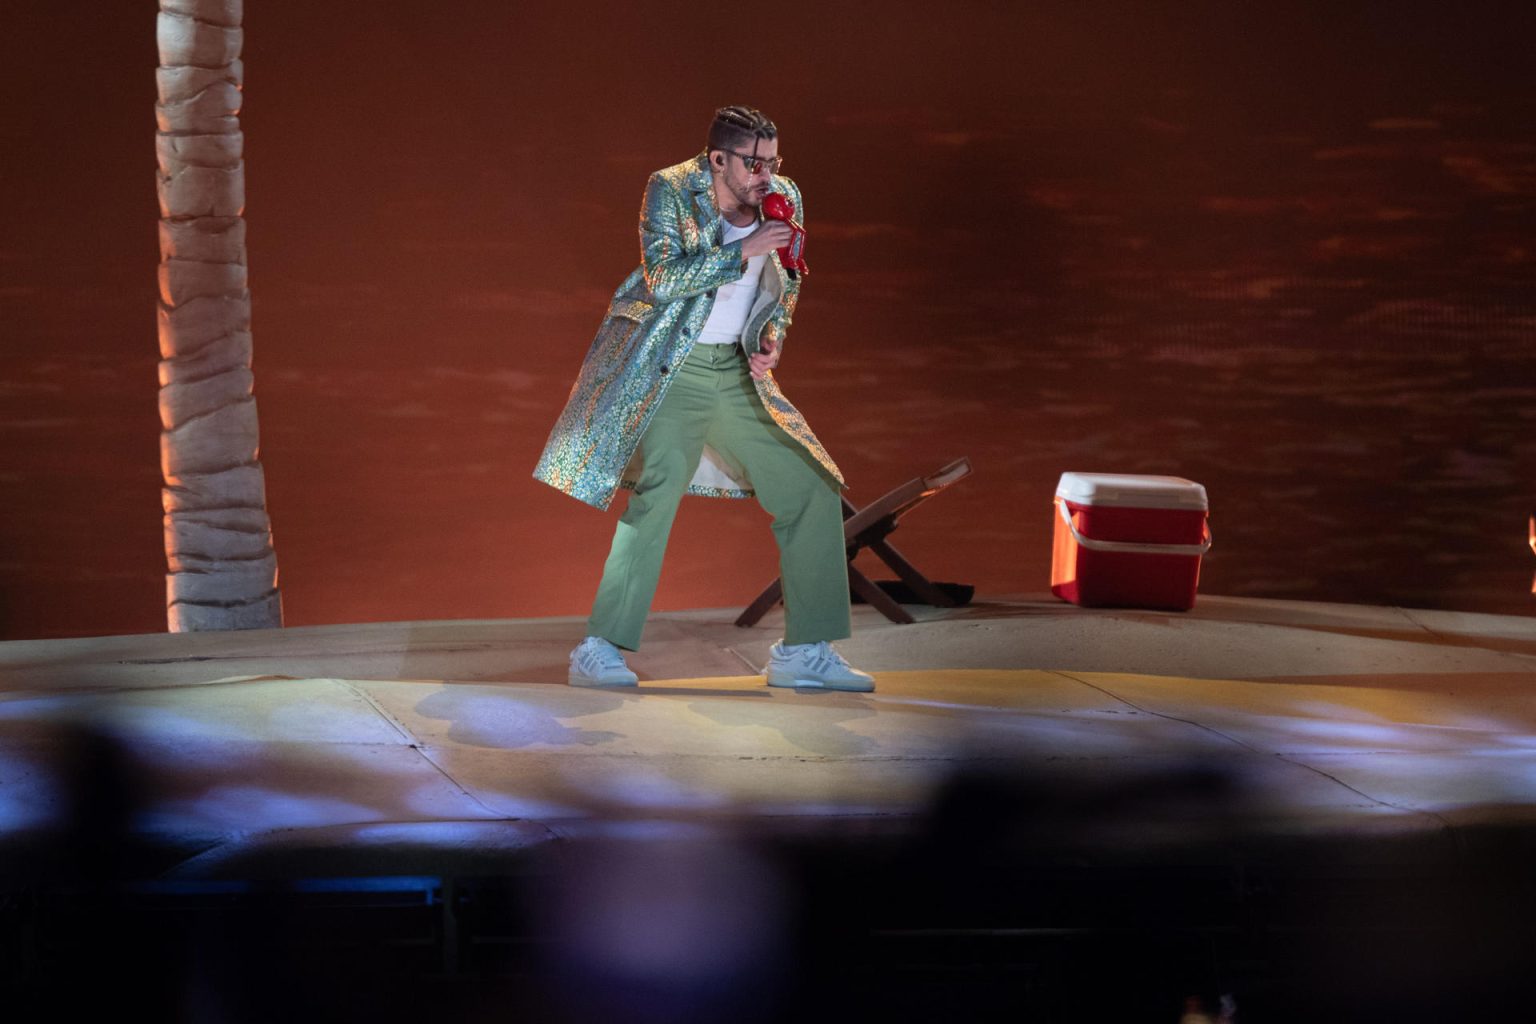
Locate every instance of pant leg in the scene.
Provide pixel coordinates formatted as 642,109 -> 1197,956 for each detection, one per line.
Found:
706,358 -> 851,645
586,353 -> 715,650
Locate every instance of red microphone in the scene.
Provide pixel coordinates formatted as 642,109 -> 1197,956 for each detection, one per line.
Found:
761,192 -> 808,277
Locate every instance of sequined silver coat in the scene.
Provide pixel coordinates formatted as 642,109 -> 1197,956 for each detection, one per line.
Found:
533,152 -> 844,510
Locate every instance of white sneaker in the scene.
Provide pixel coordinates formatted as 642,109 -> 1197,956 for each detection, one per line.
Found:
766,640 -> 875,692
569,636 -> 639,687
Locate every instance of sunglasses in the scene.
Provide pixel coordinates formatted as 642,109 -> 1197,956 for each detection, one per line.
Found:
726,149 -> 783,176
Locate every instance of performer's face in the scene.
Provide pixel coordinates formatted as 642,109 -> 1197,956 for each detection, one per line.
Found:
713,136 -> 779,210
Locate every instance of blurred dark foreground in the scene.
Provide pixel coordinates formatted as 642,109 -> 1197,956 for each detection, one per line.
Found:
3,727 -> 1534,1023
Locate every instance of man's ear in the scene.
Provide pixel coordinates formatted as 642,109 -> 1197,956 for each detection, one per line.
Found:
709,150 -> 725,170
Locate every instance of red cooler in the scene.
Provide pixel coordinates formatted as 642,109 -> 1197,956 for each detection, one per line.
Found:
1051,473 -> 1211,611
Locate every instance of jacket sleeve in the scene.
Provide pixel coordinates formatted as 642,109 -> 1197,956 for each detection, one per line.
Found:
639,172 -> 748,303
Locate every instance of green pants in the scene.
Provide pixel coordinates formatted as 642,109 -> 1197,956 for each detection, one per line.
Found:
588,343 -> 850,651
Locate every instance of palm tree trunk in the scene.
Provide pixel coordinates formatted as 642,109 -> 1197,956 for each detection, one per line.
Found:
155,0 -> 281,631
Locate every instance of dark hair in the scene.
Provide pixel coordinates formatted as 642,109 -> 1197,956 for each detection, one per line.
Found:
707,105 -> 777,156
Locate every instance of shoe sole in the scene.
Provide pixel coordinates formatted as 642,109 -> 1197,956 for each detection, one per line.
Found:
567,672 -> 638,687
766,673 -> 874,693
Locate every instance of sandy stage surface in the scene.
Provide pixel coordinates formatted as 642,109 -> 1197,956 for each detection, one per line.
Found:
3,593 -> 1533,878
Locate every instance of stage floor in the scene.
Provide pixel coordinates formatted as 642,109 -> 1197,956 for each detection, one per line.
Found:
3,594 -> 1535,877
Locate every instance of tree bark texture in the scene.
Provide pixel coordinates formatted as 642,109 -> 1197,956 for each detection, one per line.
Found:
156,0 -> 282,631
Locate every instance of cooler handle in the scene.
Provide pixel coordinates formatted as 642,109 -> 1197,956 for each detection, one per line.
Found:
1056,498 -> 1213,556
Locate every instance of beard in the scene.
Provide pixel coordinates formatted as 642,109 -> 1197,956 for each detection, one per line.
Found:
729,176 -> 767,209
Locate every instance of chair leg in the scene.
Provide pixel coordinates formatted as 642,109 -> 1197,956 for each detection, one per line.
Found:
734,578 -> 784,627
849,564 -> 915,624
867,538 -> 957,607
745,471 -> 964,627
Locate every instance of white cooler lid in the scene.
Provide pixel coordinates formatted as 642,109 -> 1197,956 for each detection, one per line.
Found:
1055,472 -> 1208,510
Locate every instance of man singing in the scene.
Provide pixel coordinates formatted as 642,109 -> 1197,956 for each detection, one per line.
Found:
533,105 -> 873,692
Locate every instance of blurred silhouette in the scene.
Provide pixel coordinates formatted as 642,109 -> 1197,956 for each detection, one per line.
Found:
6,739 -> 1536,1021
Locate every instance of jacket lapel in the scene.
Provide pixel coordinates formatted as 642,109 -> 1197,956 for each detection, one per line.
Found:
685,155 -> 722,249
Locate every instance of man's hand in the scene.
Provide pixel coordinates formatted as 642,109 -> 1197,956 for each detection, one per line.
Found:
748,335 -> 781,380
740,220 -> 794,259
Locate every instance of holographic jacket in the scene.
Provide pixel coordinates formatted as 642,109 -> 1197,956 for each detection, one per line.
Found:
532,152 -> 844,510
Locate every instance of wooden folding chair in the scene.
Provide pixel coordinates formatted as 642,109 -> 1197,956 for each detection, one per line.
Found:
736,456 -> 973,627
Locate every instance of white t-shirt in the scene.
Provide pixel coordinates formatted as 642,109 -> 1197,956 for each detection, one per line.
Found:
697,219 -> 768,345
